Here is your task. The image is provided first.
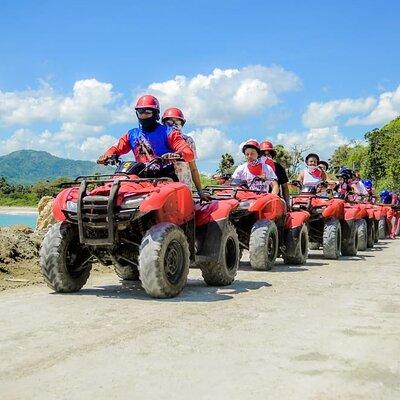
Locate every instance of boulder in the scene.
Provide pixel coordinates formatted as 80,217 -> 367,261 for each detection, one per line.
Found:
36,196 -> 56,231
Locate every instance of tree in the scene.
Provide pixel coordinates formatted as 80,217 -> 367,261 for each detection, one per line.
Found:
274,144 -> 293,169
287,145 -> 309,179
217,153 -> 235,175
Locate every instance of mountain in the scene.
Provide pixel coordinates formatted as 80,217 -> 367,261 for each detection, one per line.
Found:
0,150 -> 113,184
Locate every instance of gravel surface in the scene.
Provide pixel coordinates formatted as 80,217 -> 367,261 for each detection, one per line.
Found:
1,240 -> 399,399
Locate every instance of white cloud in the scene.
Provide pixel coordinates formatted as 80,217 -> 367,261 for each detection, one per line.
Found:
146,65 -> 301,126
302,97 -> 376,128
275,126 -> 348,161
347,85 -> 400,126
0,128 -> 118,161
0,82 -> 61,126
60,79 -> 119,125
187,128 -> 238,162
0,78 -> 128,128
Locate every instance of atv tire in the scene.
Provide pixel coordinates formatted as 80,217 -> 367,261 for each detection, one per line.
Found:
139,223 -> 190,298
323,219 -> 341,260
199,222 -> 239,286
378,218 -> 387,240
342,222 -> 358,256
249,220 -> 279,270
367,220 -> 375,248
374,221 -> 379,243
114,264 -> 140,281
283,224 -> 309,265
309,242 -> 320,250
356,219 -> 368,251
39,222 -> 92,292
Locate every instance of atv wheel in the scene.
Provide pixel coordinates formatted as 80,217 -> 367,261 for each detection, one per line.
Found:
283,224 -> 309,265
39,222 -> 92,292
342,222 -> 358,256
309,242 -> 320,250
249,220 -> 279,270
356,219 -> 368,251
367,221 -> 375,248
114,264 -> 140,281
139,223 -> 190,298
113,246 -> 140,281
199,222 -> 239,286
323,219 -> 341,260
378,218 -> 387,239
374,220 -> 379,243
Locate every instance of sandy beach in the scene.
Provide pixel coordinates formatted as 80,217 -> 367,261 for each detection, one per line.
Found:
0,206 -> 38,214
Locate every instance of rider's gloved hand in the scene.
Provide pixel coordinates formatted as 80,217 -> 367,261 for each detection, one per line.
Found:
198,190 -> 212,203
97,154 -> 109,164
162,152 -> 181,161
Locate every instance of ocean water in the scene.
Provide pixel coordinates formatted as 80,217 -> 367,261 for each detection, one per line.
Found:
0,213 -> 38,229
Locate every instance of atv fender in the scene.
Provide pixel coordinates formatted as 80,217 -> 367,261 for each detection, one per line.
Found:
284,211 -> 310,229
248,194 -> 286,220
344,206 -> 363,221
195,199 -> 239,227
322,199 -> 345,219
195,218 -> 230,262
53,187 -> 79,221
140,183 -> 194,225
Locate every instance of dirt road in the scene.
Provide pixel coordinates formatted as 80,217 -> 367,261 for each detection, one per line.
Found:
1,240 -> 399,399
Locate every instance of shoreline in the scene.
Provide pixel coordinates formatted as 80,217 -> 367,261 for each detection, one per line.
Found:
0,206 -> 38,215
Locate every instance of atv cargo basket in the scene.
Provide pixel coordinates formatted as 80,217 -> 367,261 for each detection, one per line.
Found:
75,177 -> 171,246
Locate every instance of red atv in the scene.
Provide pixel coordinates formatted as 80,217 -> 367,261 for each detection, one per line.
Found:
39,156 -> 241,298
290,183 -> 359,259
205,179 -> 310,269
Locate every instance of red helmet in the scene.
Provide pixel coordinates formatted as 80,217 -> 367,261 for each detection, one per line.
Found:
135,95 -> 160,111
162,107 -> 186,124
242,139 -> 261,155
260,140 -> 276,157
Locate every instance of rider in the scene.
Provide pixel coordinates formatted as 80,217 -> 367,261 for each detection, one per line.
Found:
297,153 -> 327,187
334,167 -> 353,199
97,95 -> 195,177
349,171 -> 368,201
161,107 -> 210,201
361,179 -> 376,203
231,140 -> 279,194
259,140 -> 290,206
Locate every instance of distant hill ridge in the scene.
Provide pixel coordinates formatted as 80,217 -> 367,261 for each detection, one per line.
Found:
0,150 -> 113,184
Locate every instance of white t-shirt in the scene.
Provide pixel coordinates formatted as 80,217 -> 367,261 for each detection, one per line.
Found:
303,167 -> 323,186
232,162 -> 277,191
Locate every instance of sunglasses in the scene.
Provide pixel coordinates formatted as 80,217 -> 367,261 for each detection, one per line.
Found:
136,108 -> 154,115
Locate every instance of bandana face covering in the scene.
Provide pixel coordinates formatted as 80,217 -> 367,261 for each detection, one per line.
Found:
138,115 -> 158,132
308,165 -> 322,178
248,159 -> 263,175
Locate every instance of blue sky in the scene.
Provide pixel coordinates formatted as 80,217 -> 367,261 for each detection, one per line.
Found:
1,0 -> 399,171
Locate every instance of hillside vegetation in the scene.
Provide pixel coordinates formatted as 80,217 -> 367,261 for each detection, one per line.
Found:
0,150 -> 111,185
329,116 -> 400,191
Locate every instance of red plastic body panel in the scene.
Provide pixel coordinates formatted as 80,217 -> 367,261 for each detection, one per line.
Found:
140,182 -> 194,225
248,194 -> 286,221
52,187 -> 79,221
195,199 -> 239,227
344,204 -> 364,221
284,211 -> 310,229
322,199 -> 345,219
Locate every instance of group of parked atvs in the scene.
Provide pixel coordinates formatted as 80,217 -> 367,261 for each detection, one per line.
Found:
39,156 -> 400,298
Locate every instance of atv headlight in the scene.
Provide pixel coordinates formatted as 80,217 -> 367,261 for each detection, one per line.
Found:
66,201 -> 78,212
121,196 -> 147,209
238,200 -> 254,210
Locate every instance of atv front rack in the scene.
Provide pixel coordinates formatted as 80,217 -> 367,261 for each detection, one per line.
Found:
204,185 -> 269,200
75,176 -> 172,246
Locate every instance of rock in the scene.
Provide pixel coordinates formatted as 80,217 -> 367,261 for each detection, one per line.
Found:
36,196 -> 56,231
0,227 -> 41,264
